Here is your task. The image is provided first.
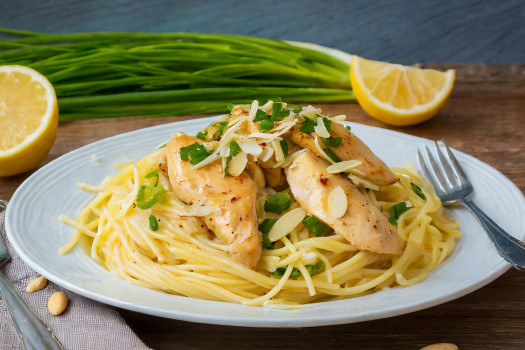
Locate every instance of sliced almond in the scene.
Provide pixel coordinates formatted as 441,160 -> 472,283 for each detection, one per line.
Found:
238,139 -> 263,158
326,160 -> 362,174
26,276 -> 47,293
268,208 -> 306,242
314,117 -> 331,138
328,186 -> 347,218
227,152 -> 248,176
248,100 -> 259,120
260,146 -> 274,162
271,139 -> 285,163
348,174 -> 380,191
48,291 -> 68,316
313,137 -> 334,164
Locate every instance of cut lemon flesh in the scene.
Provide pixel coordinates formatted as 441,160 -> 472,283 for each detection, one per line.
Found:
0,65 -> 58,176
350,56 -> 454,126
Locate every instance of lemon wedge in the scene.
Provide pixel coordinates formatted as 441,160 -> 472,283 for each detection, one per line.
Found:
0,65 -> 58,176
350,56 -> 454,126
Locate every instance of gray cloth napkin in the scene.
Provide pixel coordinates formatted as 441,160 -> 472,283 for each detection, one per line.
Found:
0,212 -> 150,350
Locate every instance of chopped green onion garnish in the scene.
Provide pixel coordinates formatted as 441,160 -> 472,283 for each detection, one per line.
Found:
290,268 -> 302,278
324,147 -> 341,162
302,215 -> 330,236
254,109 -> 267,122
305,261 -> 324,276
305,264 -> 315,276
180,142 -> 201,160
345,125 -> 352,131
299,118 -> 317,133
145,171 -> 159,187
136,185 -> 167,210
278,109 -> 290,120
180,142 -> 213,165
389,202 -> 410,226
271,265 -> 300,278
259,119 -> 274,132
149,215 -> 159,231
280,140 -> 288,156
272,267 -> 287,277
261,233 -> 274,250
411,183 -> 426,200
321,137 -> 343,147
227,103 -> 234,111
230,141 -> 242,158
259,218 -> 277,234
189,150 -> 212,165
264,192 -> 292,214
196,131 -> 207,140
272,263 -> 321,278
271,102 -> 282,121
212,121 -> 228,140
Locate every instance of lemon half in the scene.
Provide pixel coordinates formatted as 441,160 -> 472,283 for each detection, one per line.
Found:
350,56 -> 455,126
0,65 -> 58,176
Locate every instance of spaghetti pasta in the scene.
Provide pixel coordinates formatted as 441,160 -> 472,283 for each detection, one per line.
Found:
60,101 -> 460,307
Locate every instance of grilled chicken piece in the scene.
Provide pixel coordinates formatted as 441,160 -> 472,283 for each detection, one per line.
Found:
288,122 -> 397,186
165,133 -> 261,268
286,151 -> 402,254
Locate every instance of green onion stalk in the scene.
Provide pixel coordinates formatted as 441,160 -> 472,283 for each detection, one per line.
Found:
0,28 -> 355,121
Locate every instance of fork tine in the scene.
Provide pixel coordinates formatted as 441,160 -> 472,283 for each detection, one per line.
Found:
440,140 -> 470,186
417,148 -> 446,195
434,140 -> 460,191
425,145 -> 452,193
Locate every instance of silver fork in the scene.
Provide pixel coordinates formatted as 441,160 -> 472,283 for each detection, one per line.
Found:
0,199 -> 63,349
417,141 -> 525,270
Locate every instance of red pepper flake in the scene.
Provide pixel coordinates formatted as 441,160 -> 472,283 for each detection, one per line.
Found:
320,176 -> 329,185
231,197 -> 239,202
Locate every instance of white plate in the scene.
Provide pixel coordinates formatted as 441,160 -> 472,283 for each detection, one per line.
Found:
6,118 -> 525,327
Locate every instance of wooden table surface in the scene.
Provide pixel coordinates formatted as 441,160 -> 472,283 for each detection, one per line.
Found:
1,63 -> 524,349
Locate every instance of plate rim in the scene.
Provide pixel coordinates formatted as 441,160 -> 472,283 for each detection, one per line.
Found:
6,117 -> 524,328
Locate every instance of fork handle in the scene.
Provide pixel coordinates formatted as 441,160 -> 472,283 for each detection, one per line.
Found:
0,271 -> 63,349
460,198 -> 525,270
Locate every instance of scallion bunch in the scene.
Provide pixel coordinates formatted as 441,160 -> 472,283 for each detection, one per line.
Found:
0,28 -> 355,121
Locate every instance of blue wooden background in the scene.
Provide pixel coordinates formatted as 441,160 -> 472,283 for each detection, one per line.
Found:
0,0 -> 524,63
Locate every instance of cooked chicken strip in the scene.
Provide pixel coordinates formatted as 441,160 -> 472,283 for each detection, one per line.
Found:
288,122 -> 397,186
165,133 -> 262,268
286,151 -> 402,254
